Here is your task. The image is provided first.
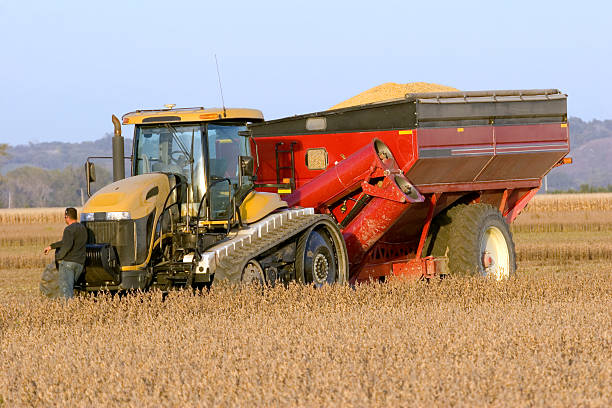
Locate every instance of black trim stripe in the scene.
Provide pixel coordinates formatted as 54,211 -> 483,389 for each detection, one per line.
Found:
142,116 -> 181,123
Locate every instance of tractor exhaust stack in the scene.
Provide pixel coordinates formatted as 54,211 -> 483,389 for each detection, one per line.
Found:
111,114 -> 125,181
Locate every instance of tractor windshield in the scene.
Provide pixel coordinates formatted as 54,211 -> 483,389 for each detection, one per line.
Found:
134,124 -> 205,200
134,122 -> 250,221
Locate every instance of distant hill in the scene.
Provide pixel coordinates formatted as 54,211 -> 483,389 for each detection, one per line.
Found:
547,117 -> 612,190
1,134 -> 131,174
0,135 -> 125,207
0,166 -> 112,208
0,117 -> 611,207
565,117 -> 612,149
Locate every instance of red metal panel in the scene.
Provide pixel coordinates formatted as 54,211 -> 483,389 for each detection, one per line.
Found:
404,126 -> 495,186
355,263 -> 393,282
252,129 -> 419,191
253,123 -> 567,194
494,123 -> 568,145
476,152 -> 568,181
283,140 -> 383,209
418,126 -> 493,148
407,156 -> 493,185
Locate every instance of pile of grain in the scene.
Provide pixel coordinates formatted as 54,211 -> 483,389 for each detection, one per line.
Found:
329,82 -> 459,110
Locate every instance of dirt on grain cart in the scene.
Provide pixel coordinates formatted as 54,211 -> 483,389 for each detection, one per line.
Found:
329,82 -> 459,110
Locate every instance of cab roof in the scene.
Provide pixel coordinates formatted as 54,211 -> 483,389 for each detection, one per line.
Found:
122,107 -> 264,125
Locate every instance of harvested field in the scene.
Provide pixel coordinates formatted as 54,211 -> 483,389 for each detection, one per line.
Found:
511,210 -> 612,233
1,265 -> 610,407
0,223 -> 64,248
329,82 -> 459,110
0,207 -> 69,224
0,195 -> 611,407
524,193 -> 612,212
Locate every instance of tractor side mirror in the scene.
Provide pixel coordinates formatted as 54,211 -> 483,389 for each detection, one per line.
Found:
239,156 -> 255,178
85,162 -> 96,197
86,162 -> 96,183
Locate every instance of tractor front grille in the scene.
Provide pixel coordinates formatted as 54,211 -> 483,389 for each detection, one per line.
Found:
84,220 -> 136,266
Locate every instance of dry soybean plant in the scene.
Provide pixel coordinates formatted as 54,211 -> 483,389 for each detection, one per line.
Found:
515,241 -> 612,263
0,264 -> 611,407
525,193 -> 612,213
0,208 -> 70,225
1,196 -> 611,407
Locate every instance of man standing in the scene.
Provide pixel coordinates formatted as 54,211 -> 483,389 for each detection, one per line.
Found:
44,207 -> 88,298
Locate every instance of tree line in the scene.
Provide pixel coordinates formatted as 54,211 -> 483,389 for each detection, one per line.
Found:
0,165 -> 112,208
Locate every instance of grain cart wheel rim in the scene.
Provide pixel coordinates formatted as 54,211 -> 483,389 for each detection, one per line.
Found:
482,226 -> 511,280
296,226 -> 338,287
241,260 -> 265,285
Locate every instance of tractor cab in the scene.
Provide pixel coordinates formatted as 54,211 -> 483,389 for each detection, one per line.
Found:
123,107 -> 265,223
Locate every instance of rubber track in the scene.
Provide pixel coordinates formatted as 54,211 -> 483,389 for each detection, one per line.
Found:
213,214 -> 331,284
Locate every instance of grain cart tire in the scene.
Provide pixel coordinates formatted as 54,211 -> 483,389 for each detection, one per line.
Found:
424,209 -> 453,258
296,223 -> 348,286
445,204 -> 516,279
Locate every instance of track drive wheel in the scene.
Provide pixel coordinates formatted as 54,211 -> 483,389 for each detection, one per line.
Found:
296,225 -> 347,286
427,204 -> 516,279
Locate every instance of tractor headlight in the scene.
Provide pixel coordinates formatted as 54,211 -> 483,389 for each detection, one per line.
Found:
106,211 -> 131,221
81,213 -> 95,222
80,212 -> 131,221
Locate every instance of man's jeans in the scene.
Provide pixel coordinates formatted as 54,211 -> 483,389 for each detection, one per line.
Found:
58,260 -> 84,298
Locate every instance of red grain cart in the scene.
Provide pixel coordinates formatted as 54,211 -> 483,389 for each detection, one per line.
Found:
249,89 -> 570,283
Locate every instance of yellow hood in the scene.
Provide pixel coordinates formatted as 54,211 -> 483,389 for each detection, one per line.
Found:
83,174 -> 170,220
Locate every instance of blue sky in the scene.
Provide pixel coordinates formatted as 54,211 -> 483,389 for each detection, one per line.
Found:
0,0 -> 610,145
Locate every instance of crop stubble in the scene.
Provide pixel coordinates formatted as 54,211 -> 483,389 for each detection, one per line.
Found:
0,195 -> 611,407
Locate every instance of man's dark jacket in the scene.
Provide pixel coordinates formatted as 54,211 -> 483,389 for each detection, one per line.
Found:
50,222 -> 88,265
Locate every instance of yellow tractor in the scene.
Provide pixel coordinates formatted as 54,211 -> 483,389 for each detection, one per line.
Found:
80,107 -> 348,291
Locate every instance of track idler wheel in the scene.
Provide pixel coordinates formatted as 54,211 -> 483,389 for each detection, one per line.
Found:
241,260 -> 265,285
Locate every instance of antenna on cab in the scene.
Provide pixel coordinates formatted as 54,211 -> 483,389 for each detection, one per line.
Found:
214,54 -> 227,118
